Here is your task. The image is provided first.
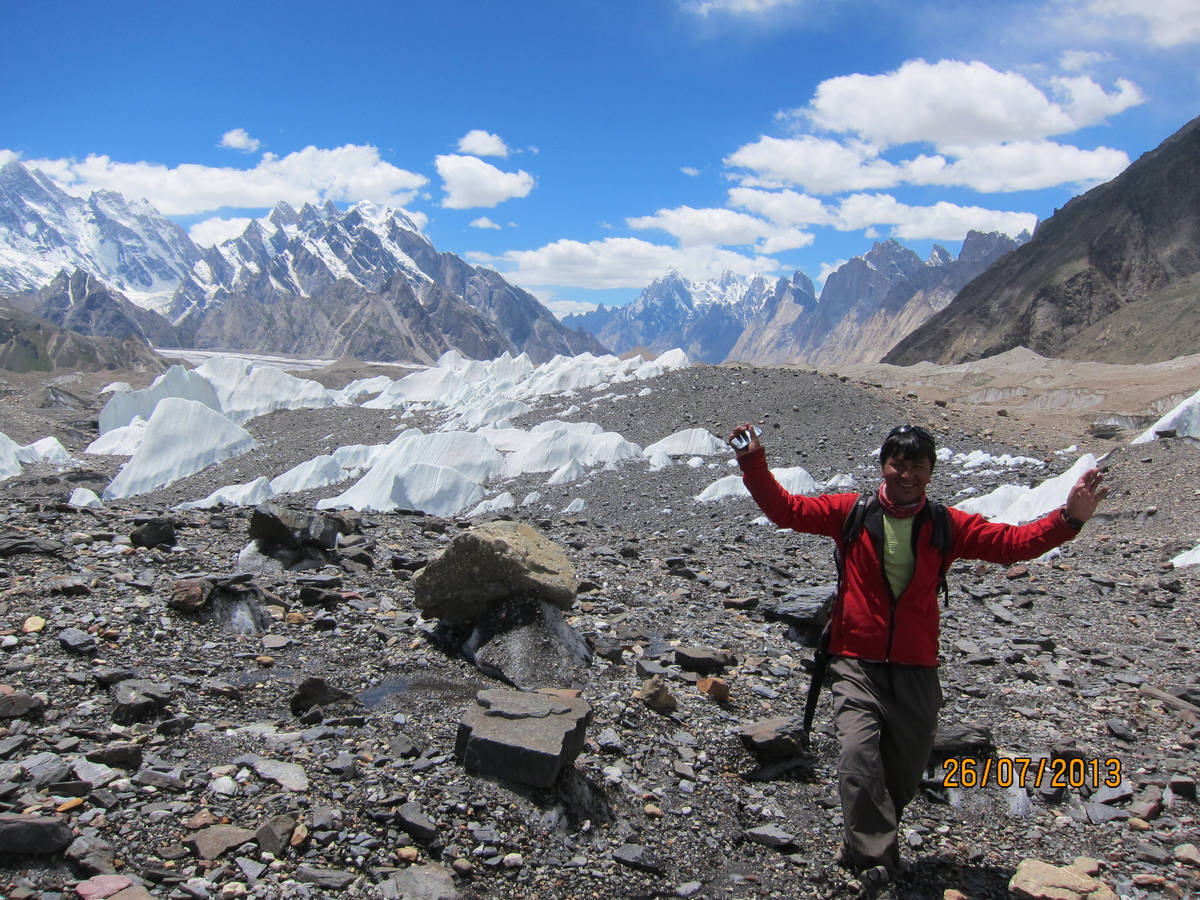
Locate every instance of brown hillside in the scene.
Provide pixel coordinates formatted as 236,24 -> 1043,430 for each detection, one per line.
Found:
884,115 -> 1200,365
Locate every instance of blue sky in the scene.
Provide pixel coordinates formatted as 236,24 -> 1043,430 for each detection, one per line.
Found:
2,0 -> 1197,315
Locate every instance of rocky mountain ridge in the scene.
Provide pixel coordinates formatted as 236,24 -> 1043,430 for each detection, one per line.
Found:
0,162 -> 604,365
566,231 -> 1026,367
885,114 -> 1200,366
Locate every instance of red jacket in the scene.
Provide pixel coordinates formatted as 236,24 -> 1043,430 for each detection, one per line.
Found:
738,448 -> 1078,666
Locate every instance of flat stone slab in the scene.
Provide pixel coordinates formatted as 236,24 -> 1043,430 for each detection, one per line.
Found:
236,754 -> 309,791
0,813 -> 75,854
455,688 -> 591,789
186,824 -> 255,860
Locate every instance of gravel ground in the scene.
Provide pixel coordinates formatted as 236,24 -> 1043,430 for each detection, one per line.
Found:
0,357 -> 1198,899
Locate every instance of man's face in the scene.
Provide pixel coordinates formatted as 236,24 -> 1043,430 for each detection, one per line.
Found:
881,454 -> 932,506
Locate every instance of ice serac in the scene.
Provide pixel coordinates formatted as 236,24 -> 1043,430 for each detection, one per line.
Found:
98,365 -> 221,434
644,427 -> 727,458
954,453 -> 1099,525
193,356 -> 340,423
0,433 -> 21,480
317,462 -> 483,517
103,398 -> 257,499
1132,387 -> 1200,444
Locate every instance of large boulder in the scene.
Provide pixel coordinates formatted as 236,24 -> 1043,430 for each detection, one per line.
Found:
241,504 -> 357,572
472,599 -> 594,690
413,522 -> 577,624
455,688 -> 592,789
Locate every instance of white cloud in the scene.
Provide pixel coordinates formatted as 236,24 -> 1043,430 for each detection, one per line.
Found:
1058,49 -> 1109,73
832,194 -> 1037,241
220,128 -> 261,153
726,133 -> 1130,195
19,144 -> 427,215
457,130 -> 509,157
476,237 -> 780,290
189,216 -> 254,246
726,136 -> 901,193
1048,75 -> 1143,128
627,205 -> 815,254
728,187 -> 834,226
470,216 -> 503,229
628,205 -> 771,247
803,59 -> 1143,148
681,0 -> 801,15
1084,0 -> 1200,47
435,154 -> 534,209
681,166 -> 701,176
903,141 -> 1129,192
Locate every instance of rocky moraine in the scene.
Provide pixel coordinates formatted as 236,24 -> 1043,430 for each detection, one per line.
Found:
1,360 -> 1198,900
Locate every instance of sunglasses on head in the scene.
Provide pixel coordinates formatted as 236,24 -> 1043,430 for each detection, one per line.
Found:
887,424 -> 935,445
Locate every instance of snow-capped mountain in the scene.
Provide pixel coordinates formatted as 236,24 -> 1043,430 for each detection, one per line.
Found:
564,269 -> 776,363
568,232 -> 1026,366
0,160 -> 203,312
0,160 -> 606,364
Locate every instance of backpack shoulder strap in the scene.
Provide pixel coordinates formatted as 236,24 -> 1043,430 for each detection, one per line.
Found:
928,501 -> 953,606
836,493 -> 871,583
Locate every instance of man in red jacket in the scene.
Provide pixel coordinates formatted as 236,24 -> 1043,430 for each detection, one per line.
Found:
730,423 -> 1107,890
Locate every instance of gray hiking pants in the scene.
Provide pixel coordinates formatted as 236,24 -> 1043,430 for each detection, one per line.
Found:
830,656 -> 942,873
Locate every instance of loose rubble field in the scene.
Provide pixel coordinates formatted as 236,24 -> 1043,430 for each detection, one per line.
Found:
1,360 -> 1198,900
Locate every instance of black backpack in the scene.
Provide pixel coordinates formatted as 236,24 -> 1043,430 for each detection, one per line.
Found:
837,492 -> 954,607
802,493 -> 954,735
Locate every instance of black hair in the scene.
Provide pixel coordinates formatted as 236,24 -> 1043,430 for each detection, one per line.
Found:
879,424 -> 936,469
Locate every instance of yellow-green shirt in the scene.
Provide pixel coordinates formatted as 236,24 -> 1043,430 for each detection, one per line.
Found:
882,513 -> 916,599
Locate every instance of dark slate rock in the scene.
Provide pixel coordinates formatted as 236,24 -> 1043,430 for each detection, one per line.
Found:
295,866 -> 356,890
290,677 -> 356,716
930,724 -> 995,765
93,666 -> 137,687
0,813 -> 75,854
254,814 -> 296,856
613,843 -> 665,874
66,833 -> 116,874
1093,779 -> 1134,805
1085,802 -> 1130,823
85,743 -> 142,770
112,680 -> 172,724
58,626 -> 97,654
0,734 -> 29,757
0,693 -> 43,719
130,517 -> 176,548
20,751 -> 72,788
743,824 -> 797,849
674,646 -> 737,675
760,585 -> 834,645
0,537 -> 65,557
455,688 -> 591,789
396,801 -> 439,844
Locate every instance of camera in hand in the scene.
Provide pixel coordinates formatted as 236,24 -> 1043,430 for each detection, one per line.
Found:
730,426 -> 755,450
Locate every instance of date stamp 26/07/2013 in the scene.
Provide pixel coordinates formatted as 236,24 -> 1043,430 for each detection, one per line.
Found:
941,756 -> 1122,790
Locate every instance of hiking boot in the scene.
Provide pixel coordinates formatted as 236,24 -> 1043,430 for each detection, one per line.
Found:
859,865 -> 891,891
